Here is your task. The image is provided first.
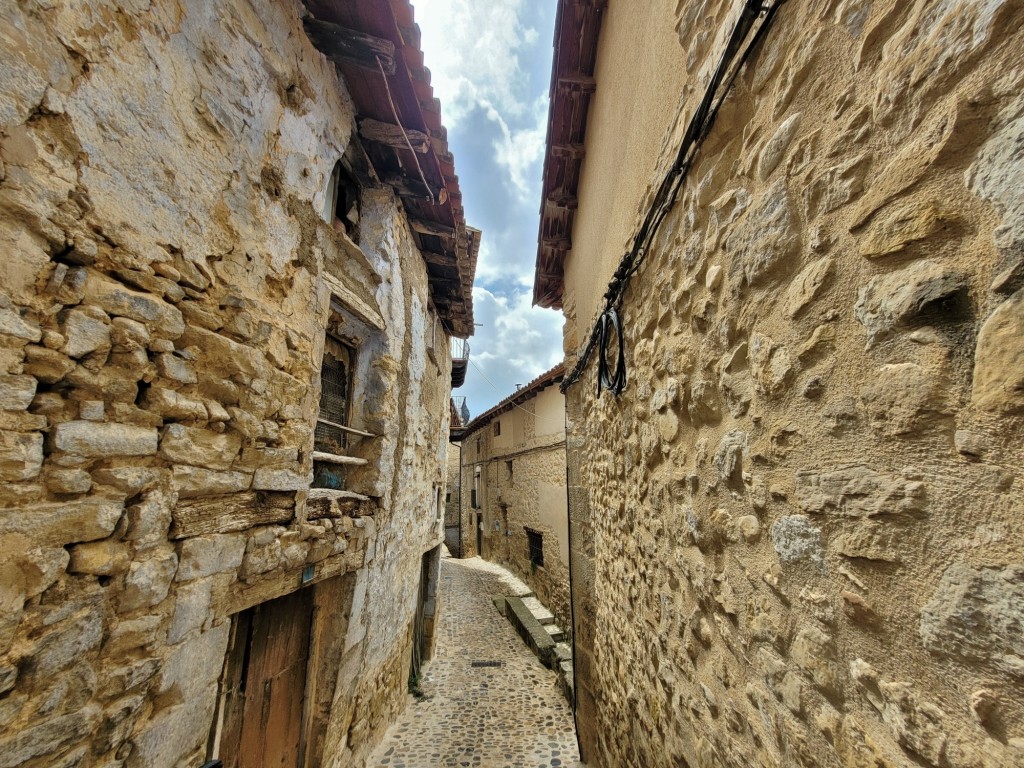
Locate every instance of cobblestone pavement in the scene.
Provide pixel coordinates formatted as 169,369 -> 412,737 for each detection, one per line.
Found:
368,555 -> 581,768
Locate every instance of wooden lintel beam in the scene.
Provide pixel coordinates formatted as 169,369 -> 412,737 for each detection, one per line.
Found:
558,75 -> 596,93
303,17 -> 396,75
410,218 -> 457,239
552,143 -> 586,160
358,117 -> 429,154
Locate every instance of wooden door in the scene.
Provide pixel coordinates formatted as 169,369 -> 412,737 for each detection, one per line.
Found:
220,588 -> 315,768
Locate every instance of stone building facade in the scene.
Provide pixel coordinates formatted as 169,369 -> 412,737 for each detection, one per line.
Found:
444,431 -> 461,557
535,1 -> 1024,767
457,365 -> 570,628
0,1 -> 476,766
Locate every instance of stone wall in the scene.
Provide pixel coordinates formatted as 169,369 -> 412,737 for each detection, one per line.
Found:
0,2 -> 451,766
460,384 -> 570,629
444,441 -> 461,555
561,1 -> 1024,766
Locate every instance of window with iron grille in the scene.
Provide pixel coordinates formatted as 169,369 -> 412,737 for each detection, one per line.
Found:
314,336 -> 355,455
526,528 -> 544,568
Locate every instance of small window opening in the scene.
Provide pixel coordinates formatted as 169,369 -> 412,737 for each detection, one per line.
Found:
493,420 -> 501,437
526,528 -> 544,569
326,160 -> 360,242
314,335 -> 356,490
505,460 -> 513,484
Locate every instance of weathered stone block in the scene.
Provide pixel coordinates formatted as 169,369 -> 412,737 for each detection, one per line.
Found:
0,307 -> 41,344
69,540 -> 131,576
46,468 -> 92,494
771,515 -> 824,569
0,374 -> 36,411
971,288 -> 1024,412
920,563 -> 1024,677
120,547 -> 178,612
60,306 -> 111,359
159,424 -> 241,471
0,430 -> 42,481
172,465 -> 251,498
176,533 -> 246,581
140,385 -> 207,420
0,499 -> 123,546
252,467 -> 308,491
51,420 -> 158,457
83,273 -> 184,339
859,363 -> 948,435
0,705 -> 99,768
796,465 -> 926,518
854,260 -> 965,348
167,577 -> 213,643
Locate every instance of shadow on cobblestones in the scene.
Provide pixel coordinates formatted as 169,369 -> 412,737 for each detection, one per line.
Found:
368,555 -> 580,768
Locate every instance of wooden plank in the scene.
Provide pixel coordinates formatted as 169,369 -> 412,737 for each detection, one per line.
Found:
409,218 -> 457,239
171,492 -> 294,539
315,417 -> 377,438
312,450 -> 368,466
357,117 -> 430,154
219,551 -> 364,618
303,17 -> 396,74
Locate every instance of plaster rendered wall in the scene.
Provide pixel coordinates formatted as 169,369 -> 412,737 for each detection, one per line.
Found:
564,0 -> 689,333
0,2 -> 450,766
562,1 -> 1024,766
459,386 -> 570,627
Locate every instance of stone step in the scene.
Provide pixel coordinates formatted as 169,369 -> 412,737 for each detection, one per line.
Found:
503,596 -> 556,667
521,595 -> 555,625
544,624 -> 566,643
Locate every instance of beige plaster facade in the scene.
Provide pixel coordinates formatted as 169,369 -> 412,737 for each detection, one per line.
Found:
540,1 -> 1024,767
458,368 -> 570,628
0,1 -> 469,766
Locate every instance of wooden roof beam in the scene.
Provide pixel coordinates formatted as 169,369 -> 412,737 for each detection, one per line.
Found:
547,193 -> 578,210
303,17 -> 396,75
410,218 -> 457,239
358,117 -> 429,153
557,75 -> 596,93
551,143 -> 586,160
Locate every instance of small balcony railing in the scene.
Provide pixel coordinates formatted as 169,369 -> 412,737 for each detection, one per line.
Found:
451,338 -> 470,388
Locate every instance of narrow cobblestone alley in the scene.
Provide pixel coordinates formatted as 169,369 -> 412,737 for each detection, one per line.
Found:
369,554 -> 580,768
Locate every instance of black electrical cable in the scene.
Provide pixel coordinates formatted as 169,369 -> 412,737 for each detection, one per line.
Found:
561,0 -> 789,396
597,308 -> 626,396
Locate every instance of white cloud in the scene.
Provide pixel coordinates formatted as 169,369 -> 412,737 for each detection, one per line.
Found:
413,0 -> 539,126
413,0 -> 564,417
458,287 -> 563,417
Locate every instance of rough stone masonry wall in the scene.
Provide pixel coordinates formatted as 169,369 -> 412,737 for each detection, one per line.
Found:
0,2 -> 449,767
460,400 -> 570,630
565,1 -> 1024,766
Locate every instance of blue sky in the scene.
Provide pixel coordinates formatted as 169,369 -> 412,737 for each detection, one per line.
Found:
414,0 -> 564,419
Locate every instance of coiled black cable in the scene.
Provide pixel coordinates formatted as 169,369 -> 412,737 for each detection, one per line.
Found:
560,0 -> 788,397
597,308 -> 626,396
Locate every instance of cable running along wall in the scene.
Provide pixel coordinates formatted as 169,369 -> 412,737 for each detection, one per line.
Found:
560,0 -> 790,397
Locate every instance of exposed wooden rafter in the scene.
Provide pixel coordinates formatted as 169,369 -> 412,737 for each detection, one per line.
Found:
302,17 -> 396,74
357,117 -> 430,153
